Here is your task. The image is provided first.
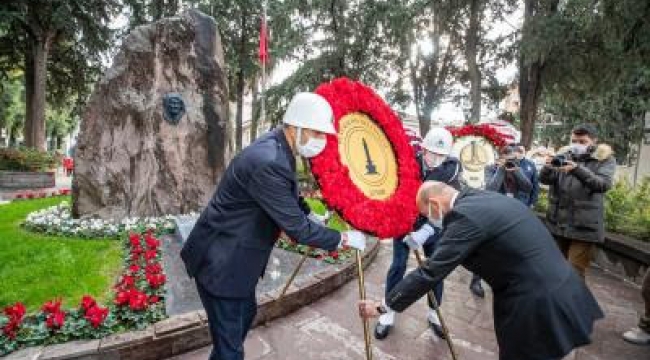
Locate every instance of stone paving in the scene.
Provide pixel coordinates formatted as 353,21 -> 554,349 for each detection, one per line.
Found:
171,241 -> 649,360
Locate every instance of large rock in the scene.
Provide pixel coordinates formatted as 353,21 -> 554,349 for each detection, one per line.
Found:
73,10 -> 230,219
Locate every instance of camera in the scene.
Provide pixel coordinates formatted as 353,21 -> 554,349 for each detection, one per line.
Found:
551,153 -> 573,167
504,160 -> 517,169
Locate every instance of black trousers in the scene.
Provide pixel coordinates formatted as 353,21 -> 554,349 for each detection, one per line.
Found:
196,281 -> 258,360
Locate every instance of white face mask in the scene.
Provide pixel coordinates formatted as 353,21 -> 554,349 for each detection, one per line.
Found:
570,143 -> 589,155
296,128 -> 327,158
424,152 -> 446,169
427,202 -> 444,228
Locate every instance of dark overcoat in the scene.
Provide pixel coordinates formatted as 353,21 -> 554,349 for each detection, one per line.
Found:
387,188 -> 604,360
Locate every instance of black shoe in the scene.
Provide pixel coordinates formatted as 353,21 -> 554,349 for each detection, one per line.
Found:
374,322 -> 392,340
428,319 -> 446,339
470,279 -> 485,298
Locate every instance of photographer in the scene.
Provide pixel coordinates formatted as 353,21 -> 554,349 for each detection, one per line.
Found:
484,144 -> 534,205
539,124 -> 616,280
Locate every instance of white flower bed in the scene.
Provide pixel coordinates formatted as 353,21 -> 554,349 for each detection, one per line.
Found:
23,201 -> 192,239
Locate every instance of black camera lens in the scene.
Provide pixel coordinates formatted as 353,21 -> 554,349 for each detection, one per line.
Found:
505,160 -> 517,169
551,154 -> 567,167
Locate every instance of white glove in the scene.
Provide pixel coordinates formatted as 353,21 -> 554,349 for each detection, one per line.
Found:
404,224 -> 435,250
308,211 -> 330,225
340,230 -> 367,251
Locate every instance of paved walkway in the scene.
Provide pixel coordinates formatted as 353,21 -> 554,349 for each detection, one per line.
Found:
171,242 -> 649,360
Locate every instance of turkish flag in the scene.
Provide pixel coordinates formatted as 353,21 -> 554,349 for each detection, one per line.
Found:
259,16 -> 269,64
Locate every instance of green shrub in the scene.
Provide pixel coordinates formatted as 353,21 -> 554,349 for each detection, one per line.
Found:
0,148 -> 60,172
605,177 -> 650,242
534,178 -> 649,242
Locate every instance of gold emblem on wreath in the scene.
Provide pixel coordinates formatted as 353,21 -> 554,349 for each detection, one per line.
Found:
337,112 -> 398,200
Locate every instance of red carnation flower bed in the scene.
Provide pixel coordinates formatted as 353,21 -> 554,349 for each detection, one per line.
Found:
0,229 -> 167,356
311,77 -> 421,239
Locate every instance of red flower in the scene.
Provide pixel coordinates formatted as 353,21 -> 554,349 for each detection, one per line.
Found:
15,193 -> 24,199
146,273 -> 166,288
447,124 -> 508,148
129,233 -> 141,247
114,291 -> 130,306
149,296 -> 160,304
2,302 -> 26,338
120,275 -> 135,289
329,251 -> 339,259
312,78 -> 422,238
145,234 -> 160,249
129,264 -> 140,273
26,193 -> 34,199
128,289 -> 148,311
84,305 -> 109,328
130,253 -> 141,262
144,249 -> 158,261
80,295 -> 97,311
145,263 -> 162,274
42,299 -> 62,314
46,310 -> 66,329
3,302 -> 26,322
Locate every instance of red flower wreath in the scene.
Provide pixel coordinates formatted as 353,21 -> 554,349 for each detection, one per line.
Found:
311,78 -> 421,239
447,123 -> 509,148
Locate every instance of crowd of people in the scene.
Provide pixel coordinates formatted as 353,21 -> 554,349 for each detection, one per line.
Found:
180,92 -> 649,360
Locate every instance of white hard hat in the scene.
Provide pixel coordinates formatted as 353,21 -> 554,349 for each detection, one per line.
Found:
422,127 -> 453,155
282,93 -> 336,134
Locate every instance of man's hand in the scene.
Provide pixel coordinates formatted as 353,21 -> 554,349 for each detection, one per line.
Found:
505,164 -> 520,172
404,224 -> 435,250
495,158 -> 506,168
358,300 -> 382,319
341,230 -> 367,251
559,160 -> 577,173
544,155 -> 554,167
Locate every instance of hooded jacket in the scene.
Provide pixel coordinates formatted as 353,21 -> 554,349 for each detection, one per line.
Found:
539,144 -> 616,243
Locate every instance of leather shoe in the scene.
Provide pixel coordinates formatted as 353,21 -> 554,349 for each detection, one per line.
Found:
428,319 -> 446,339
374,322 -> 392,340
470,279 -> 485,298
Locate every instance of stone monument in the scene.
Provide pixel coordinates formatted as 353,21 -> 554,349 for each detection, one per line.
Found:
73,10 -> 230,219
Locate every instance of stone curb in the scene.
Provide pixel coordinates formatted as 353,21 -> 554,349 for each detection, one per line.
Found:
5,240 -> 381,360
537,214 -> 649,284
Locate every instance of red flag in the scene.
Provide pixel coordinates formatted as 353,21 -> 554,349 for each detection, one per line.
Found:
259,16 -> 269,64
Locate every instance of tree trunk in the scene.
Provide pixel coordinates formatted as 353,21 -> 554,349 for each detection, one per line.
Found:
466,0 -> 481,123
518,0 -> 559,148
23,52 -> 34,148
251,75 -> 260,141
234,15 -> 247,152
25,33 -> 53,151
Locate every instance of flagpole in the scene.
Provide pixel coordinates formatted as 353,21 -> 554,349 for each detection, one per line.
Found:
260,1 -> 267,128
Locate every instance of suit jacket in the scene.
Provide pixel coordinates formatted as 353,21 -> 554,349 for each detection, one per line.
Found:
387,189 -> 603,360
181,128 -> 341,298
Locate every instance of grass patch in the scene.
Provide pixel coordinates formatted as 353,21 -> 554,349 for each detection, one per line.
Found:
0,197 -> 122,311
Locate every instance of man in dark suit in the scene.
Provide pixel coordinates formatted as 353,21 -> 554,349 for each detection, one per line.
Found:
359,181 -> 603,360
182,92 -> 367,360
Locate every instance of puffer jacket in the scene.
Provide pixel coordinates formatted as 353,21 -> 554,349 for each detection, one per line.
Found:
539,144 -> 616,243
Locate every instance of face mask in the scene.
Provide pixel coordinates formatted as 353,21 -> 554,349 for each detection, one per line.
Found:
428,202 -> 444,228
424,152 -> 446,169
570,143 -> 589,155
296,128 -> 327,158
